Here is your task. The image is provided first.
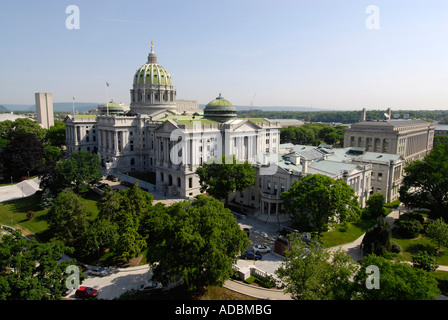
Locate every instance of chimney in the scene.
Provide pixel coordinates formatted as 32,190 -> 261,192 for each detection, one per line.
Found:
362,108 -> 366,121
387,108 -> 391,120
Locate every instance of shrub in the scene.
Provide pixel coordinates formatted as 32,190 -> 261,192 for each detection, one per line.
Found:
400,212 -> 425,224
26,211 -> 35,221
412,251 -> 438,272
244,276 -> 256,284
390,241 -> 402,253
394,219 -> 423,239
338,222 -> 348,232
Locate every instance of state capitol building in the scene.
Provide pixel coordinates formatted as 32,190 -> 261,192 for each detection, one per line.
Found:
65,43 -> 282,200
65,43 -> 434,224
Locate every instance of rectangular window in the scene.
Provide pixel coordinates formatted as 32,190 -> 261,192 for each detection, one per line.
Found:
377,173 -> 383,181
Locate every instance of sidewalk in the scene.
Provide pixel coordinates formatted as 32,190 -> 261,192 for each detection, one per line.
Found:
0,178 -> 41,202
223,279 -> 292,300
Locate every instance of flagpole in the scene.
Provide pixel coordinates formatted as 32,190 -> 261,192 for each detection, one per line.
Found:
72,97 -> 75,116
106,82 -> 109,116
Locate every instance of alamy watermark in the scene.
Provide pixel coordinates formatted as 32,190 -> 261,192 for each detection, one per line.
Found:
65,265 -> 80,290
365,5 -> 380,30
365,265 -> 380,289
65,5 -> 80,30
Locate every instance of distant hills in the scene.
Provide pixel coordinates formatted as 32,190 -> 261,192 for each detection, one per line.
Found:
0,102 -> 101,113
2,103 -> 326,113
200,104 -> 326,112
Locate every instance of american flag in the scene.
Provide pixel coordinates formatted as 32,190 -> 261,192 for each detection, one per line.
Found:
106,82 -> 110,87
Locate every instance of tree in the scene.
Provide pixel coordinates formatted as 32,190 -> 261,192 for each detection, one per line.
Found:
275,234 -> 358,300
47,191 -> 90,250
8,118 -> 46,141
425,218 -> 448,250
79,218 -> 119,259
146,195 -> 250,292
41,150 -> 102,194
195,155 -> 256,206
96,182 -> 152,263
352,254 -> 440,300
399,143 -> 448,218
0,234 -> 74,300
43,145 -> 62,163
46,120 -> 66,148
412,251 -> 438,272
364,192 -> 386,219
281,174 -> 361,238
433,135 -> 448,148
0,133 -> 44,180
361,217 -> 392,256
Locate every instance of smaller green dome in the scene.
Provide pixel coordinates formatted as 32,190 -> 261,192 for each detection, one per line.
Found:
203,94 -> 237,122
98,101 -> 124,115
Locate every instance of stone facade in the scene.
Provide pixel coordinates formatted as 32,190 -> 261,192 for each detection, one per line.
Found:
344,119 -> 434,163
65,44 -> 281,199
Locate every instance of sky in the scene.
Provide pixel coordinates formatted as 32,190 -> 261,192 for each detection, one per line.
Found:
0,0 -> 447,110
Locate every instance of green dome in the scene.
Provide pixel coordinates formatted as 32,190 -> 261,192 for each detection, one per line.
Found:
98,101 -> 124,115
204,94 -> 237,122
133,63 -> 173,86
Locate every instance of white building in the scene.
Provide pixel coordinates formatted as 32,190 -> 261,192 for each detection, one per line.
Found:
234,143 -> 405,224
35,92 -> 54,129
64,43 -> 407,224
65,43 -> 281,198
344,110 -> 434,163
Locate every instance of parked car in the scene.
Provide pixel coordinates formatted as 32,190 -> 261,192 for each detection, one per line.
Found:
75,262 -> 88,273
241,251 -> 262,260
75,286 -> 99,298
89,266 -> 111,277
139,281 -> 162,292
253,245 -> 271,253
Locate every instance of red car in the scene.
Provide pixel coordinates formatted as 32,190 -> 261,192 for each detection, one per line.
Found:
75,286 -> 99,298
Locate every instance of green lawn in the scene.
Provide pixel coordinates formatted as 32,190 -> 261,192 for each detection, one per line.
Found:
392,235 -> 448,266
435,271 -> 448,296
321,219 -> 377,248
0,190 -> 101,239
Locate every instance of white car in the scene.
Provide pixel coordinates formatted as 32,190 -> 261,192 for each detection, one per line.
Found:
139,281 -> 162,292
89,266 -> 111,277
253,245 -> 271,253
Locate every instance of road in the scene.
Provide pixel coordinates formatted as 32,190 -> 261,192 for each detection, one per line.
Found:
66,265 -> 153,300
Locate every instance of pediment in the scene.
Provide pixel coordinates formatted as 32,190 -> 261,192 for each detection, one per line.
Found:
230,119 -> 261,132
154,119 -> 180,134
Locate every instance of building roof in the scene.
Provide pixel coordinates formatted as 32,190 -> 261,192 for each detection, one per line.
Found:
203,94 -> 238,122
349,119 -> 433,130
133,43 -> 173,86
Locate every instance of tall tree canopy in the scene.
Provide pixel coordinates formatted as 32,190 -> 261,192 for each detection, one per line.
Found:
399,143 -> 448,218
352,254 -> 440,300
0,133 -> 44,180
47,191 -> 90,249
282,174 -> 361,237
0,234 -> 74,300
195,155 -> 256,205
276,234 -> 358,300
145,195 -> 250,292
40,150 -> 102,194
96,182 -> 152,262
46,120 -> 66,148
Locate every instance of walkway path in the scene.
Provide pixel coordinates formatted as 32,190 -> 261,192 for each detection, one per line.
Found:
0,177 -> 41,202
223,279 -> 292,300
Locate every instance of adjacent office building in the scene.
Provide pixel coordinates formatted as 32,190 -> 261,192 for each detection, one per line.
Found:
35,92 -> 54,129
